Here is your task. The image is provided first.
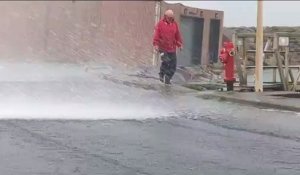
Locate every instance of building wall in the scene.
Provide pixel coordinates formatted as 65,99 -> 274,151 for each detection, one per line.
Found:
0,1 -> 222,68
0,1 -> 156,68
100,1 -> 156,68
0,1 -> 48,61
0,1 -> 105,63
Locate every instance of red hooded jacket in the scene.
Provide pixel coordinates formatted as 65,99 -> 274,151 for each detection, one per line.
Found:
153,17 -> 183,53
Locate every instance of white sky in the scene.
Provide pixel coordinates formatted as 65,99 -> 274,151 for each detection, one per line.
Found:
167,1 -> 300,27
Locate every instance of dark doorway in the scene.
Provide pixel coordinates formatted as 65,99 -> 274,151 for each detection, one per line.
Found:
178,16 -> 204,67
209,19 -> 221,63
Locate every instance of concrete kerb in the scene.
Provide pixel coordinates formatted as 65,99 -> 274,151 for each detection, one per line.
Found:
197,92 -> 300,113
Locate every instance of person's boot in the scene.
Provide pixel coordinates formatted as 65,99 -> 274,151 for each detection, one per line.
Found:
164,75 -> 171,85
159,73 -> 164,83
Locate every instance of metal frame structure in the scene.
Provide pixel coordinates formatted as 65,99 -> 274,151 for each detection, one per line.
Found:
233,32 -> 300,91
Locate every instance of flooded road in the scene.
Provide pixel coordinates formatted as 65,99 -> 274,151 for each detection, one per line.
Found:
0,62 -> 300,174
2,117 -> 300,175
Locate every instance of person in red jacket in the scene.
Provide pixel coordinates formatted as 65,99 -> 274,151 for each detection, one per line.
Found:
153,9 -> 183,84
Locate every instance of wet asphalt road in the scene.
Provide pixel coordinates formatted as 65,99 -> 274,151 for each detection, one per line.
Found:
2,117 -> 300,175
1,63 -> 300,174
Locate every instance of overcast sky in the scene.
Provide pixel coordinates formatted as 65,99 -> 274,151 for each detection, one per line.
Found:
167,1 -> 300,27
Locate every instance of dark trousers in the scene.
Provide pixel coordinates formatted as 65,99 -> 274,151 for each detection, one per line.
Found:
159,51 -> 177,80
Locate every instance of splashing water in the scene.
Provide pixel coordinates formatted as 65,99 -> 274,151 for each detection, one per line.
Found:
0,62 -> 183,120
